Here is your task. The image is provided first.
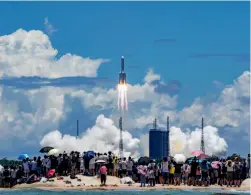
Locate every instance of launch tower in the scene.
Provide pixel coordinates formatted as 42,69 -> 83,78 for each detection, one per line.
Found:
167,116 -> 170,157
119,117 -> 124,158
200,117 -> 205,153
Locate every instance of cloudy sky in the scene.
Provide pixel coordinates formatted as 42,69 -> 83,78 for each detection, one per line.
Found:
0,2 -> 249,159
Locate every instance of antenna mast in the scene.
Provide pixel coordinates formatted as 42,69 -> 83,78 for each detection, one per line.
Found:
167,116 -> 170,157
153,118 -> 157,130
76,120 -> 79,139
200,117 -> 205,153
119,117 -> 124,158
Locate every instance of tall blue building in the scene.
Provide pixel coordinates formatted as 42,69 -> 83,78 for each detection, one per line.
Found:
149,118 -> 170,159
149,129 -> 169,159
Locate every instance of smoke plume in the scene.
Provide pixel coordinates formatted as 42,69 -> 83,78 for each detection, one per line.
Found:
40,115 -> 140,157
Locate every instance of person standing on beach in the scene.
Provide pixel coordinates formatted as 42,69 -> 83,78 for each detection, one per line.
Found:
121,157 -> 127,177
23,159 -> 30,177
99,163 -> 107,186
190,157 -> 199,186
247,154 -> 250,178
107,151 -> 114,175
161,157 -> 169,186
126,157 -> 134,178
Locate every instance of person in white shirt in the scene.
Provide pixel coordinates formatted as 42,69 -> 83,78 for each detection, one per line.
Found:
23,159 -> 30,177
126,157 -> 134,177
43,156 -> 51,174
121,157 -> 127,177
161,157 -> 169,186
182,163 -> 190,185
31,157 -> 38,175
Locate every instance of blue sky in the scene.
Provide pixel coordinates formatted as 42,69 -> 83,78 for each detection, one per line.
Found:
0,2 -> 249,159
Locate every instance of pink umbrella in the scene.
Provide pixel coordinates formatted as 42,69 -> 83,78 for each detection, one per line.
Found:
197,154 -> 209,160
191,150 -> 204,156
137,165 -> 146,175
211,161 -> 222,169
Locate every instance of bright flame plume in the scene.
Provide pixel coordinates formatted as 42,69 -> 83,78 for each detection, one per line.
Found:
117,83 -> 128,111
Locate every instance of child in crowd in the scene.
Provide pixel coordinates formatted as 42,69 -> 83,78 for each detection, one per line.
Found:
196,166 -> 202,185
147,167 -> 155,187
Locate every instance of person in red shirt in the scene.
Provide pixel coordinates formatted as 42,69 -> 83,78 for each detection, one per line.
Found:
99,163 -> 107,186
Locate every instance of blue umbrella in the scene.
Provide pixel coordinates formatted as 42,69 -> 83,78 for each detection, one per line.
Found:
86,151 -> 95,159
18,154 -> 29,160
188,159 -> 211,164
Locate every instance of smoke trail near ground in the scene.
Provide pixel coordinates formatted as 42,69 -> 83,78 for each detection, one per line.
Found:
40,115 -> 140,157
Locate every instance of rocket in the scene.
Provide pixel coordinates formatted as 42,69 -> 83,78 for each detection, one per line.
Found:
119,56 -> 127,84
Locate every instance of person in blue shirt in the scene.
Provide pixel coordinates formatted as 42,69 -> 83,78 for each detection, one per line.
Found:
200,160 -> 209,186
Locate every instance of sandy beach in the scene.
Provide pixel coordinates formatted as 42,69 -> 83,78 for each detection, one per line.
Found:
1,175 -> 248,192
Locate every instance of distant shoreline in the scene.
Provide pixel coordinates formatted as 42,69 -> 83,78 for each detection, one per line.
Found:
0,175 -> 250,193
1,184 -> 249,192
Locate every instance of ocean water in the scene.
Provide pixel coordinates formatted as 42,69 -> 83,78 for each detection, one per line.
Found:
0,190 -> 249,195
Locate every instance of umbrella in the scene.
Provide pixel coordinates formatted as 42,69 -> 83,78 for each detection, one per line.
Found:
0,164 -> 4,173
211,161 -> 222,169
191,150 -> 204,156
137,165 -> 147,175
188,159 -> 210,164
86,151 -> 95,159
133,157 -> 140,162
18,154 -> 29,160
48,149 -> 59,156
197,153 -> 209,160
174,154 -> 186,163
39,146 -> 54,153
138,156 -> 151,165
95,160 -> 106,164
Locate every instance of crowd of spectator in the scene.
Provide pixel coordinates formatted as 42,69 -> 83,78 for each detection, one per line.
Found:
0,151 -> 250,189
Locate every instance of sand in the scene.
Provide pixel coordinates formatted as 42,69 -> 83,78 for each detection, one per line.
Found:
3,175 -> 248,192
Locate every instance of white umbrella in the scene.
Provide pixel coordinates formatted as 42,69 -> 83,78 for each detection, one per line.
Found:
0,164 -> 4,173
48,148 -> 59,156
95,160 -> 106,163
174,154 -> 186,164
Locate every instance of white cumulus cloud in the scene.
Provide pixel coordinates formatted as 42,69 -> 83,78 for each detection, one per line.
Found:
144,68 -> 161,84
0,29 -> 109,78
169,125 -> 228,157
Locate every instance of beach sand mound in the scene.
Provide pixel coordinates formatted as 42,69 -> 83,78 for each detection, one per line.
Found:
14,175 -> 121,189
240,178 -> 251,191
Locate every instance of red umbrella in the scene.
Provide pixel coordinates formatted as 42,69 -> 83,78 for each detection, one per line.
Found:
197,153 -> 209,159
191,150 -> 204,156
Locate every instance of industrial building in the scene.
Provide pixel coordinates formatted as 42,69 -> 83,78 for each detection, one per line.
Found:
149,118 -> 170,159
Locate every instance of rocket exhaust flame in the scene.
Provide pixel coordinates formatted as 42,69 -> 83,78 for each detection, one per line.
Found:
118,83 -> 128,111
